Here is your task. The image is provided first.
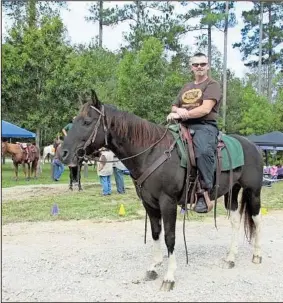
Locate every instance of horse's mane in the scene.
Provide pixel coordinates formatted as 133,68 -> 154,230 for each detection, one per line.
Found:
79,102 -> 172,147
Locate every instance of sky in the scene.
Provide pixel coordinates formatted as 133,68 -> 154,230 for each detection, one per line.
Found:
2,1 -> 256,78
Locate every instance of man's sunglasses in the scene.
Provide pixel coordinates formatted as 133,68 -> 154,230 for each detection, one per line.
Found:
192,63 -> 207,67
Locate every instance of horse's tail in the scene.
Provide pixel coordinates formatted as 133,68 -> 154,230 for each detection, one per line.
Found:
239,188 -> 256,243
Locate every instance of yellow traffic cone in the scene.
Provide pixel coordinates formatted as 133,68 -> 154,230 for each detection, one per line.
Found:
119,203 -> 126,216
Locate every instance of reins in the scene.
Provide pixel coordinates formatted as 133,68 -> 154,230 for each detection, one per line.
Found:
77,104 -> 171,164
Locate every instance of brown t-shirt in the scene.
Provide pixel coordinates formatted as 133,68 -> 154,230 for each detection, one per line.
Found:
172,78 -> 222,123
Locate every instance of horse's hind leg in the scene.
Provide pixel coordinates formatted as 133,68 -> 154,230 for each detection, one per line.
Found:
32,160 -> 38,179
222,184 -> 242,269
22,163 -> 28,180
242,188 -> 262,264
145,208 -> 163,281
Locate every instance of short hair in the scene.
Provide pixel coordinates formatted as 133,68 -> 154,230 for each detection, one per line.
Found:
193,52 -> 207,57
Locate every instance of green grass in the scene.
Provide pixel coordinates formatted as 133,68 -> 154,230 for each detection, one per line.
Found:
1,160 -> 101,187
2,184 -> 144,224
2,163 -> 283,224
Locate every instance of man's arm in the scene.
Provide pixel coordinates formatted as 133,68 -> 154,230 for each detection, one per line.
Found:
98,154 -> 107,171
171,105 -> 179,113
180,99 -> 216,119
62,128 -> 67,137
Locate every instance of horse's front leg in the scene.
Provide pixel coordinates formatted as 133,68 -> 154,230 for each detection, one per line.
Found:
160,196 -> 177,291
27,163 -> 31,180
78,166 -> 83,191
14,163 -> 19,181
145,207 -> 163,281
69,167 -> 73,190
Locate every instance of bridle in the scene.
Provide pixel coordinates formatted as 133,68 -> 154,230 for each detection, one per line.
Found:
75,104 -> 171,163
76,105 -> 108,160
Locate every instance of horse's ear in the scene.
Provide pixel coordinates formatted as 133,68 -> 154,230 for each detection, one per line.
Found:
91,89 -> 101,109
78,93 -> 83,107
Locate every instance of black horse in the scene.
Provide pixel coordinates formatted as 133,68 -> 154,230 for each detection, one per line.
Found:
61,90 -> 263,291
68,164 -> 83,191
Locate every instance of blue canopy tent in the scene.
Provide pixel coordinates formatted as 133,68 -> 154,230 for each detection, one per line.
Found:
1,120 -> 36,138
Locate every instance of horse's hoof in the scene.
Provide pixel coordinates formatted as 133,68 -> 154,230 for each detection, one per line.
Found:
145,270 -> 158,281
69,187 -> 73,191
252,255 -> 262,264
160,280 -> 175,291
78,187 -> 83,191
221,259 -> 235,269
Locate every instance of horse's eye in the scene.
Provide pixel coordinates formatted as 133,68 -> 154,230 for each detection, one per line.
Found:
83,118 -> 92,126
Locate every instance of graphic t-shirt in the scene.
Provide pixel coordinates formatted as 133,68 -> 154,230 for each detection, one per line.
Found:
173,78 -> 222,123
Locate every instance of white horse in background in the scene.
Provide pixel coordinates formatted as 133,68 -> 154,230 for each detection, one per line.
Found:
42,144 -> 55,164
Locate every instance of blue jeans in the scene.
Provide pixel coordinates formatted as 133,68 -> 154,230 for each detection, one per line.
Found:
100,175 -> 111,195
113,168 -> 125,194
53,159 -> 65,180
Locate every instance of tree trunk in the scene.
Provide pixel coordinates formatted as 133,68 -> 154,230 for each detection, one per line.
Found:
99,0 -> 103,47
135,0 -> 141,49
207,0 -> 212,68
222,0 -> 229,132
26,0 -> 37,28
267,4 -> 272,101
258,1 -> 263,95
36,128 -> 40,148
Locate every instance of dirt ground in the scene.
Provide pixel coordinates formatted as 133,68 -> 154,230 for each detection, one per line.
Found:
2,183 -> 73,202
2,184 -> 283,302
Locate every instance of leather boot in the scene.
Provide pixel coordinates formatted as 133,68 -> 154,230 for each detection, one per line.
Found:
194,194 -> 208,213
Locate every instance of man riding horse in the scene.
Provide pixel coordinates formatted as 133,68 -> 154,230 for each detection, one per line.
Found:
167,52 -> 222,213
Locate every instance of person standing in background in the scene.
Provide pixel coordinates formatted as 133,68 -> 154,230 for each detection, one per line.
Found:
113,156 -> 126,194
53,137 -> 65,181
62,116 -> 76,137
97,147 -> 114,195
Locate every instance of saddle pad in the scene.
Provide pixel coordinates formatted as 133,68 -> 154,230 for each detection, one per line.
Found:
220,134 -> 244,171
168,124 -> 244,171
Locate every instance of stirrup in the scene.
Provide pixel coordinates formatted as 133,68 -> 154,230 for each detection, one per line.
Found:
194,190 -> 213,213
203,191 -> 214,212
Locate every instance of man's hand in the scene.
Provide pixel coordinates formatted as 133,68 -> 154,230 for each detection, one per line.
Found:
176,108 -> 189,119
167,112 -> 181,122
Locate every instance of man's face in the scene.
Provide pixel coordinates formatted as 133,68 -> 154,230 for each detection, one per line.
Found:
190,55 -> 209,78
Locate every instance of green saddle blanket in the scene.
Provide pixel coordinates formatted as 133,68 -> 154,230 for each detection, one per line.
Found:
168,124 -> 244,171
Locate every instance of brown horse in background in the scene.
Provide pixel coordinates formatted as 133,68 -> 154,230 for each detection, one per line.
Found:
1,141 -> 40,180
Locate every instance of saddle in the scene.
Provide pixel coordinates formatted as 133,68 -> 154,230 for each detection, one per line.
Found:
132,124 -> 238,214
179,124 -> 233,213
17,143 -> 37,163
